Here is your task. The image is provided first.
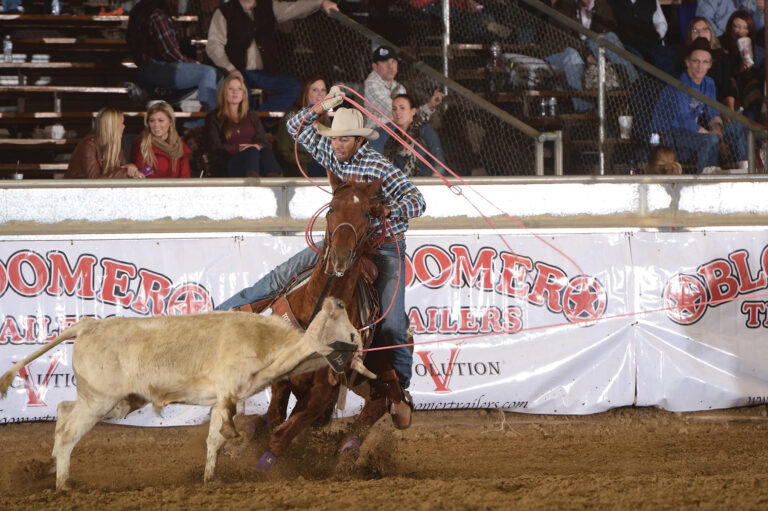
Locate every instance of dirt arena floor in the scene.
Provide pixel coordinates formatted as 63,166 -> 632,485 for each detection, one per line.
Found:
1,406 -> 766,510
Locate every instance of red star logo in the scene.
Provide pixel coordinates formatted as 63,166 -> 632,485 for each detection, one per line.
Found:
563,276 -> 607,325
663,274 -> 707,325
166,284 -> 213,316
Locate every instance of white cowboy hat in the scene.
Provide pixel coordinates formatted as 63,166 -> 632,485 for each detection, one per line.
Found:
317,108 -> 379,140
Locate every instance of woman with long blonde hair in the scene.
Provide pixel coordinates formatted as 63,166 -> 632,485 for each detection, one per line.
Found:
66,107 -> 143,179
204,74 -> 280,177
130,101 -> 191,178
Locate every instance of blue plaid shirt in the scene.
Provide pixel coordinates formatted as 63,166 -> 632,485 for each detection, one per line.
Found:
287,106 -> 426,238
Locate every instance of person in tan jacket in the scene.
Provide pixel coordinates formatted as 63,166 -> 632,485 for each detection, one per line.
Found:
66,108 -> 144,179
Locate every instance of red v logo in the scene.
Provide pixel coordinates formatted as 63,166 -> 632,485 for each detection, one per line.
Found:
16,351 -> 64,407
416,347 -> 462,393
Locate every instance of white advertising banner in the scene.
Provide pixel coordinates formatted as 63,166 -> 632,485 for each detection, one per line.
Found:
2,229 -> 766,425
632,230 -> 768,411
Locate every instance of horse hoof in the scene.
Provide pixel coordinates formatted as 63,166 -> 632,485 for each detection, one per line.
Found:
255,451 -> 277,472
339,436 -> 361,461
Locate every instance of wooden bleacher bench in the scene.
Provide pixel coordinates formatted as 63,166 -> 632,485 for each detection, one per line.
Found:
0,163 -> 67,177
0,138 -> 79,149
0,14 -> 197,26
0,111 -> 284,124
0,61 -> 137,74
12,37 -> 130,52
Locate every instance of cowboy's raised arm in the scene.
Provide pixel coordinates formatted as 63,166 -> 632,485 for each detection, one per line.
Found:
285,106 -> 333,169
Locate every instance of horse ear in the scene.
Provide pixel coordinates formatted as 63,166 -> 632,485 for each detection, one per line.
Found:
365,177 -> 384,197
327,169 -> 342,191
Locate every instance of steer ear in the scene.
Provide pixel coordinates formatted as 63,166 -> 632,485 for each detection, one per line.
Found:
323,297 -> 345,318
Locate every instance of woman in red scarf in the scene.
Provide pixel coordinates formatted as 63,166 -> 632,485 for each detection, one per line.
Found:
131,101 -> 191,178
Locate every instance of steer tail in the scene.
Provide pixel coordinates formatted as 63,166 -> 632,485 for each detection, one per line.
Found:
0,319 -> 90,398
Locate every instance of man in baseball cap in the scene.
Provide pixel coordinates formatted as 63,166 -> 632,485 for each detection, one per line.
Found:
363,45 -> 443,129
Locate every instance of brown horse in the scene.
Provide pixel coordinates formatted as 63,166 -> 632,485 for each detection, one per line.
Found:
236,172 -> 407,470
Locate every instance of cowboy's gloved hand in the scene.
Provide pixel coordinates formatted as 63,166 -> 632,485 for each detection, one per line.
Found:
321,86 -> 345,111
370,203 -> 391,219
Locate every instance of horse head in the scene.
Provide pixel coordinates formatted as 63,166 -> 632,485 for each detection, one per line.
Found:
323,171 -> 384,277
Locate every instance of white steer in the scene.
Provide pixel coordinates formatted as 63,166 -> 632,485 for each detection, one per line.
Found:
0,297 -> 372,490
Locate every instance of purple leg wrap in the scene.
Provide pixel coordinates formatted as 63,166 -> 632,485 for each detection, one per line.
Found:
340,436 -> 362,459
255,450 -> 277,471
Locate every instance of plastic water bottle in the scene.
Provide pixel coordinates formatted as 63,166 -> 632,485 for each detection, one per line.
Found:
649,132 -> 660,146
3,35 -> 12,63
489,41 -> 501,67
539,98 -> 548,117
50,0 -> 60,15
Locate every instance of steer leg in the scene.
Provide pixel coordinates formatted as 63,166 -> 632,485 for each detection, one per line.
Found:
204,396 -> 235,483
52,397 -> 117,491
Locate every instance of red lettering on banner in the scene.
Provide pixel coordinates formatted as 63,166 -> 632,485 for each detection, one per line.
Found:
479,307 -> 503,332
411,245 -> 453,288
16,351 -> 64,407
46,251 -> 97,298
0,260 -> 7,298
98,258 -> 136,307
528,262 -> 567,312
407,308 -> 426,332
458,308 -> 479,331
450,246 -> 496,290
730,249 -> 767,294
741,302 -> 766,328
424,308 -> 440,333
166,284 -> 213,315
416,347 -> 462,392
698,259 -> 739,305
7,250 -> 49,297
404,256 -> 414,287
439,308 -> 459,333
0,317 -> 23,343
131,269 -> 172,315
495,253 -> 533,298
504,307 -> 523,332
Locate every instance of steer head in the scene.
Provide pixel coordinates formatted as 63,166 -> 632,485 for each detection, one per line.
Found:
324,172 -> 384,277
306,297 -> 375,379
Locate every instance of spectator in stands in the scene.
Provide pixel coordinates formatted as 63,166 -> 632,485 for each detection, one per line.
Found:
363,45 -> 444,129
206,0 -> 338,112
66,108 -> 144,179
545,0 -> 639,111
1,0 -> 23,13
410,0 -> 514,43
131,101 -> 192,178
127,0 -> 220,111
370,93 -> 447,177
696,0 -> 764,39
650,38 -> 747,173
275,75 -> 329,177
681,17 -> 738,111
204,75 -> 280,178
554,0 -> 638,83
721,11 -> 765,120
647,145 -> 682,174
607,0 -> 676,75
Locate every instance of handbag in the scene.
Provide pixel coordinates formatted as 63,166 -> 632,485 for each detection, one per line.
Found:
583,62 -> 621,90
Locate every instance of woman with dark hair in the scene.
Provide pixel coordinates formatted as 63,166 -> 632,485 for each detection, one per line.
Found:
131,101 -> 192,178
66,107 -> 144,179
370,93 -> 446,177
275,75 -> 329,177
680,17 -> 738,110
127,0 -> 219,110
720,10 -> 765,120
204,74 -> 281,177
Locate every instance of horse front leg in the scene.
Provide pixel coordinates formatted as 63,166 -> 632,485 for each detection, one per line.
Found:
256,369 -> 338,471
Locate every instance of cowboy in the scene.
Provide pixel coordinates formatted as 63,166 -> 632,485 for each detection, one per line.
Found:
217,87 -> 425,428
206,0 -> 339,111
650,37 -> 747,173
363,45 -> 444,129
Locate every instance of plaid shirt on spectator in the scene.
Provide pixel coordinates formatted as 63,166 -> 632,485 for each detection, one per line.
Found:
129,10 -> 194,66
287,106 -> 426,238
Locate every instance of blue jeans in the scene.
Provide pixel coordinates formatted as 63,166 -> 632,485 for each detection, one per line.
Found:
1,0 -> 22,11
243,70 -> 300,112
664,123 -> 747,172
226,147 -> 281,177
217,239 -> 412,388
545,48 -> 593,112
138,60 -> 220,111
